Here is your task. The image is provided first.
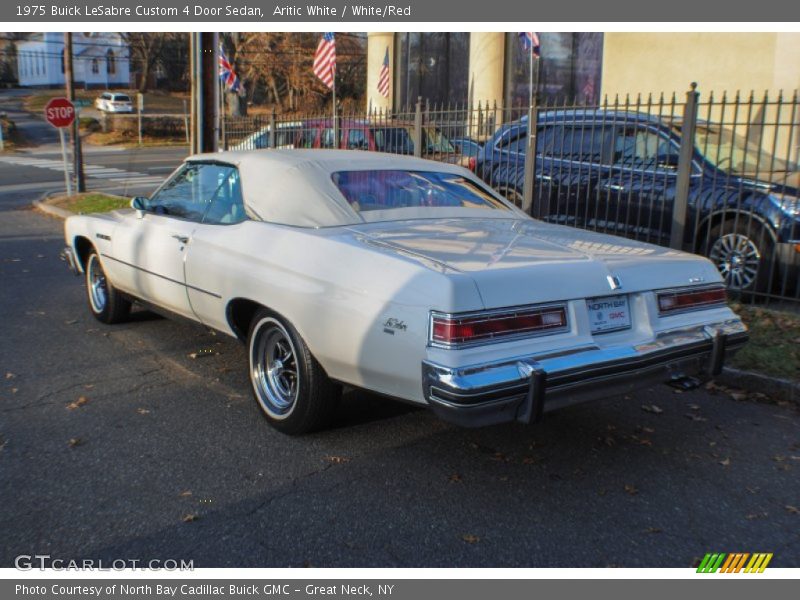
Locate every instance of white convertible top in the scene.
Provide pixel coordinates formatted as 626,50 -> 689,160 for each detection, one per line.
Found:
185,149 -> 499,228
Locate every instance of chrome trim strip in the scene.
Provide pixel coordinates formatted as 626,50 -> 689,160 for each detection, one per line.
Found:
100,253 -> 222,299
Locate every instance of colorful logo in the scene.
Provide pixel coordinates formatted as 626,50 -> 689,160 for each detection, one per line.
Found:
697,553 -> 773,573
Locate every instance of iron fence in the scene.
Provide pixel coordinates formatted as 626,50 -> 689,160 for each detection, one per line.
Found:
222,87 -> 800,306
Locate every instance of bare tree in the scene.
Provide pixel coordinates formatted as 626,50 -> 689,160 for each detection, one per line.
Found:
121,32 -> 168,93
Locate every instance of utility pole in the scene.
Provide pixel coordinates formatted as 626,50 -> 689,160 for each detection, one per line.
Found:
63,33 -> 85,192
189,32 -> 219,154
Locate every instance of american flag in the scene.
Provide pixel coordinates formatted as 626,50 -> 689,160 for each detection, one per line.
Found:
313,32 -> 336,89
377,47 -> 390,98
519,32 -> 541,57
218,44 -> 240,92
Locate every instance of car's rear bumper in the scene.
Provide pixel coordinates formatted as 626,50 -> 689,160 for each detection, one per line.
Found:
422,318 -> 748,427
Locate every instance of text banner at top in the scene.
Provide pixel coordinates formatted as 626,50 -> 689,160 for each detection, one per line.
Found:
2,0 -> 800,22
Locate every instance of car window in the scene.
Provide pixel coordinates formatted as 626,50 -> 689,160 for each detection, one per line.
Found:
274,127 -> 298,148
114,94 -> 131,102
148,163 -> 238,221
296,128 -> 317,149
347,128 -> 367,149
613,126 -> 678,170
332,170 -> 510,212
371,127 -> 414,154
101,93 -> 111,100
202,168 -> 247,225
547,125 -> 614,164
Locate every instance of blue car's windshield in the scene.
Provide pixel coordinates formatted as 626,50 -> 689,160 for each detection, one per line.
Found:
693,125 -> 799,175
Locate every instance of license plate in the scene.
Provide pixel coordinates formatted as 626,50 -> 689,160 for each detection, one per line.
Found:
586,294 -> 631,334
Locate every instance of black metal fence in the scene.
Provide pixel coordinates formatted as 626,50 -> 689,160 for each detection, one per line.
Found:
223,87 -> 800,306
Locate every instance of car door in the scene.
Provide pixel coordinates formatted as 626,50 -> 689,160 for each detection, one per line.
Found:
598,124 -> 682,244
108,162 -> 227,318
183,166 -> 248,331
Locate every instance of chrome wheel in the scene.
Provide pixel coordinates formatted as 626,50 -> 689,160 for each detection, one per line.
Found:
87,254 -> 108,313
250,318 -> 299,419
709,232 -> 761,290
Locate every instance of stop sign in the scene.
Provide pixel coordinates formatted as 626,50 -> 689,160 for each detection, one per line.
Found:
44,97 -> 76,128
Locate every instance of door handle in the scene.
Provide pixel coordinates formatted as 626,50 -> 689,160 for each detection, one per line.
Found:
171,234 -> 189,244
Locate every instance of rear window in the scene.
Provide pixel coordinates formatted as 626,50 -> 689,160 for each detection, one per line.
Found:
331,170 -> 510,212
113,94 -> 131,102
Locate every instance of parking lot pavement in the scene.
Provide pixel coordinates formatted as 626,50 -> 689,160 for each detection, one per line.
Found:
1,208 -> 799,568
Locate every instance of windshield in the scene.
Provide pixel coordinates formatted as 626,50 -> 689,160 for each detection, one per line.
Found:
693,125 -> 799,175
331,170 -> 510,212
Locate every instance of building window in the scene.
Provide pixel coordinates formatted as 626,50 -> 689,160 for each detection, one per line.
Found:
91,58 -> 99,74
395,33 -> 469,108
106,49 -> 116,75
507,32 -> 604,106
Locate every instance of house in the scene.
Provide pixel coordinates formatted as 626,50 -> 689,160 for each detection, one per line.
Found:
16,33 -> 130,88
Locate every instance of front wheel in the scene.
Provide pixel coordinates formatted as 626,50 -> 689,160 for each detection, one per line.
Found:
247,310 -> 340,434
705,220 -> 775,293
84,251 -> 131,324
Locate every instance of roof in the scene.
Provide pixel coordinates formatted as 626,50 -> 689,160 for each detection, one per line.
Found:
186,149 -> 477,228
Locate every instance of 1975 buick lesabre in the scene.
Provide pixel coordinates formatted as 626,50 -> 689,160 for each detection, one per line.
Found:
62,150 -> 748,434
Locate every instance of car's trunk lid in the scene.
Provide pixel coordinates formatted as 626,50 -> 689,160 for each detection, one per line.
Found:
349,217 -> 720,308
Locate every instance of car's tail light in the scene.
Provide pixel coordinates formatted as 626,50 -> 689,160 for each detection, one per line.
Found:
657,285 -> 727,315
468,157 -> 477,172
431,304 -> 567,347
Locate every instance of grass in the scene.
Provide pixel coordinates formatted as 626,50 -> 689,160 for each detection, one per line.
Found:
24,89 -> 189,114
729,302 -> 800,382
50,192 -> 130,214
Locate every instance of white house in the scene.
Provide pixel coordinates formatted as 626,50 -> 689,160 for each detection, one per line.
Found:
16,33 -> 130,88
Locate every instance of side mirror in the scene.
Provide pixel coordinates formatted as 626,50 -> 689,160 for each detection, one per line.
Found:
131,196 -> 148,218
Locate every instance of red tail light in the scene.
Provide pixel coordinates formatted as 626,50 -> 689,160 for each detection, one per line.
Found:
657,286 -> 727,314
431,304 -> 567,347
468,157 -> 477,172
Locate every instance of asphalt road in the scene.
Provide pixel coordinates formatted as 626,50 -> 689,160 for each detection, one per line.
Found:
1,99 -> 799,568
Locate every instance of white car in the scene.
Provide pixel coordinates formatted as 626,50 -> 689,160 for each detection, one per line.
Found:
95,92 -> 134,113
61,150 -> 747,434
231,121 -> 301,150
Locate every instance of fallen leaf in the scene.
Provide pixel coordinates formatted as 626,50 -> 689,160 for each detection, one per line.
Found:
643,527 -> 662,534
179,490 -> 192,497
64,319 -> 78,325
67,438 -> 84,448
136,408 -> 150,415
688,404 -> 701,410
729,391 -> 748,402
461,534 -> 480,544
745,512 -> 768,520
521,456 -> 541,465
5,372 -> 14,380
773,455 -> 786,462
641,404 -> 663,415
719,457 -> 731,467
624,484 -> 639,496
448,473 -> 462,483
10,388 -> 18,394
684,413 -> 707,422
326,456 -> 350,464
66,396 -> 89,410
182,513 -> 199,523
785,505 -> 800,515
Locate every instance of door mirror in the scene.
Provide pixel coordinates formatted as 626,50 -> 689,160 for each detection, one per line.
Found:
131,196 -> 148,217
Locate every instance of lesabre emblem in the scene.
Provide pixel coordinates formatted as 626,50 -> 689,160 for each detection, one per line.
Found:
607,275 -> 622,290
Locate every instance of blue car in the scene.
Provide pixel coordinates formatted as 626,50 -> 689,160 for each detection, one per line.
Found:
476,110 -> 800,293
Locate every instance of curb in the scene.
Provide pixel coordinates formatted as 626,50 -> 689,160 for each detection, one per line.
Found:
717,366 -> 800,405
32,192 -> 73,220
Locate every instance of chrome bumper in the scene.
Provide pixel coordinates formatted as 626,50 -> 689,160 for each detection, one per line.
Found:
422,319 -> 748,427
60,246 -> 80,275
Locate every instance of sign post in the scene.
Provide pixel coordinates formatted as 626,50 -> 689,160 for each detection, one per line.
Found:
44,97 -> 76,196
137,93 -> 144,146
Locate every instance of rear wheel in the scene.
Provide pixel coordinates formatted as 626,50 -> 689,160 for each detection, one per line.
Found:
85,251 -> 131,324
704,219 -> 775,293
247,309 -> 340,434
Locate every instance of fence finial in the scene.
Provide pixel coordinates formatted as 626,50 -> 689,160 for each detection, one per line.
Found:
690,82 -> 698,92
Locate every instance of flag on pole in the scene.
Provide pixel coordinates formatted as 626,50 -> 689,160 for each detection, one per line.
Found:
377,47 -> 390,98
218,44 -> 240,92
313,32 -> 336,89
519,32 -> 541,57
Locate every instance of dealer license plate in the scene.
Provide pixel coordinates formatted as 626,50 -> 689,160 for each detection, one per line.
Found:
586,295 -> 631,334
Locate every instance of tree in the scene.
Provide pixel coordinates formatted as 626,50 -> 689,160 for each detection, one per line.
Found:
121,33 -> 168,93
